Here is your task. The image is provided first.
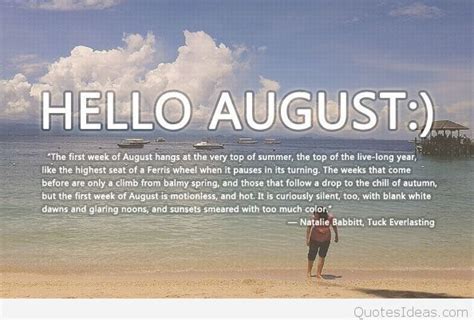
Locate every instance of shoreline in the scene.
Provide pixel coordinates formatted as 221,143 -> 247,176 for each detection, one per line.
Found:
2,268 -> 472,298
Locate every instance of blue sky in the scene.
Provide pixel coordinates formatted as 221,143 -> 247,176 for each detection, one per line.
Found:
1,0 -> 472,137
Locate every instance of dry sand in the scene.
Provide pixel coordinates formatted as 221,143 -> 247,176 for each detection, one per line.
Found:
2,268 -> 472,298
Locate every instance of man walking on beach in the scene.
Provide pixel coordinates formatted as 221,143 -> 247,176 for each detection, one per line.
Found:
306,207 -> 339,279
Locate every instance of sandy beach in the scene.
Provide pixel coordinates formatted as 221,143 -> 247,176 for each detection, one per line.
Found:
2,268 -> 472,298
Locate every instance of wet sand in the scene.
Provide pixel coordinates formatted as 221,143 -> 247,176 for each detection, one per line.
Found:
2,268 -> 472,298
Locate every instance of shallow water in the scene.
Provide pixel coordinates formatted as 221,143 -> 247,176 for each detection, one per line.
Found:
1,135 -> 472,273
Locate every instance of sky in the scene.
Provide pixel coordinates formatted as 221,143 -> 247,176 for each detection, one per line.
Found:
0,0 -> 472,138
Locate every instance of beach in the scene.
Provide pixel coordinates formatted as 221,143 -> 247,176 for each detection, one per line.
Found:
2,269 -> 472,298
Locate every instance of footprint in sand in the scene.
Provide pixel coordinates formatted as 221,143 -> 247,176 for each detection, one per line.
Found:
255,288 -> 266,294
242,279 -> 257,285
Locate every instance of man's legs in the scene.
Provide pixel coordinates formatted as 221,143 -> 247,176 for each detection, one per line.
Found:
316,241 -> 330,279
307,260 -> 314,278
316,257 -> 325,279
307,242 -> 318,278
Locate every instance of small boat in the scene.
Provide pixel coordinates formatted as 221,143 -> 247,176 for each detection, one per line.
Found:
117,138 -> 150,148
238,137 -> 258,144
156,137 -> 166,143
264,138 -> 281,144
193,141 -> 224,150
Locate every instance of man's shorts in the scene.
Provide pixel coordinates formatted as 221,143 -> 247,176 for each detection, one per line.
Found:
307,240 -> 330,261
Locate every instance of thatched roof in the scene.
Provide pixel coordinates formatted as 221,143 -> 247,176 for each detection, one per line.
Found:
422,120 -> 469,131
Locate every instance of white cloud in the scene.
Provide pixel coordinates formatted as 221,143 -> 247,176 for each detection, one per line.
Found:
28,32 -> 157,118
1,30 -> 278,126
247,76 -> 280,122
389,2 -> 444,19
32,32 -> 156,91
143,31 -> 240,115
18,0 -> 122,11
343,17 -> 360,24
0,74 -> 34,117
10,54 -> 49,77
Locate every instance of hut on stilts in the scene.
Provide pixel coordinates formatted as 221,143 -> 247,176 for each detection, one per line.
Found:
415,120 -> 472,157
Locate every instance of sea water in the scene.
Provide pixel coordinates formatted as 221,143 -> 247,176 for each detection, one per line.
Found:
1,135 -> 472,273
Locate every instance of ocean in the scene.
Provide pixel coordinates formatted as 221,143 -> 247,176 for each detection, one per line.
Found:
1,135 -> 472,274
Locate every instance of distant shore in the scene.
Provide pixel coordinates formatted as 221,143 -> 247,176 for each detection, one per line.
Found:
2,268 -> 472,298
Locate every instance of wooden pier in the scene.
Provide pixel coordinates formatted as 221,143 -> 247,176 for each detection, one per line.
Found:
415,120 -> 472,157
